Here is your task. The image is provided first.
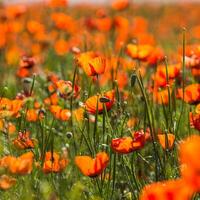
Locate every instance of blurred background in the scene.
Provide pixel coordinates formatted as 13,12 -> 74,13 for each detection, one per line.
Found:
3,0 -> 200,4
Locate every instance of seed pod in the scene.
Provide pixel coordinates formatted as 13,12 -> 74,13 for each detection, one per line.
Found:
130,73 -> 137,87
66,132 -> 73,139
100,97 -> 110,103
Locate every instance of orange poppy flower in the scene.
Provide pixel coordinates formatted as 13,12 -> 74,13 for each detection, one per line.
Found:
17,56 -> 36,78
55,80 -> 80,99
27,20 -> 45,35
76,52 -> 106,76
111,137 -> 135,154
85,90 -> 115,114
48,84 -> 56,93
6,46 -> 21,66
11,99 -> 24,117
126,44 -> 153,61
0,175 -> 16,190
184,45 -> 200,69
0,120 -> 16,134
179,135 -> 200,191
49,105 -> 71,121
111,0 -> 129,11
48,0 -> 68,8
0,98 -> 23,118
177,84 -> 200,104
5,5 -> 26,19
146,47 -> 164,65
94,17 -> 112,32
54,39 -> 68,55
153,63 -> 181,88
153,88 -> 171,105
75,152 -> 109,177
140,179 -> 193,200
73,107 -> 84,122
13,131 -> 36,149
130,16 -> 148,35
0,152 -> 34,175
26,109 -> 38,122
7,122 -> 16,134
42,152 -> 68,174
51,13 -> 76,34
157,133 -> 175,150
60,109 -> 71,121
49,105 -> 62,120
111,130 -> 146,154
34,101 -> 41,109
49,92 -> 59,105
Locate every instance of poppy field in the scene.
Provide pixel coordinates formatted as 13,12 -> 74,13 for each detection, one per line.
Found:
0,0 -> 200,199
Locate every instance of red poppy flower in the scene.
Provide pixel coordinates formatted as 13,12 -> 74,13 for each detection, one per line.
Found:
111,130 -> 146,154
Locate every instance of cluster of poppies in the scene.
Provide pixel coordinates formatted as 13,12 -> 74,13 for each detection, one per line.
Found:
0,0 -> 200,199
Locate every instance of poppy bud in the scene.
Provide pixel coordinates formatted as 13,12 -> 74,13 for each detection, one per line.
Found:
22,78 -> 32,96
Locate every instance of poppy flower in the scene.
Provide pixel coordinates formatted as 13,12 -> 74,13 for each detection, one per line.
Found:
26,109 -> 38,122
73,107 -> 84,122
93,17 -> 112,32
157,133 -> 175,150
111,130 -> 146,154
49,105 -> 62,119
111,0 -> 129,11
146,47 -> 164,65
17,55 -> 36,78
48,84 -> 56,93
177,84 -> 200,104
0,98 -> 23,118
55,80 -> 80,99
153,88 -> 171,105
140,179 -> 193,200
49,92 -> 59,105
153,63 -> 181,88
13,131 -> 36,149
85,90 -> 115,114
183,45 -> 200,69
42,151 -> 68,174
179,135 -> 200,191
27,20 -> 45,35
60,109 -> 71,121
76,52 -> 106,76
75,152 -> 109,177
7,122 -> 16,134
0,175 -> 16,190
126,44 -> 153,61
51,12 -> 76,34
5,5 -> 26,19
54,39 -> 68,55
48,0 -> 68,8
49,105 -> 71,121
0,152 -> 34,175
